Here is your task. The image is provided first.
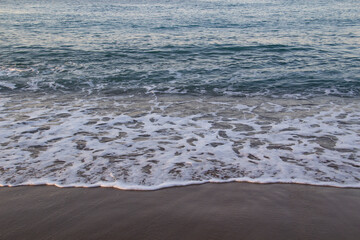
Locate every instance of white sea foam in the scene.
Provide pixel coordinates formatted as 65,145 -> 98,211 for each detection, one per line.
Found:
0,93 -> 359,190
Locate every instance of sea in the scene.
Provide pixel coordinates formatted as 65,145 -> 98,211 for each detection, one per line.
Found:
1,0 -> 360,190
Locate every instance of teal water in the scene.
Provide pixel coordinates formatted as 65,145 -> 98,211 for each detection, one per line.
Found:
1,0 -> 359,97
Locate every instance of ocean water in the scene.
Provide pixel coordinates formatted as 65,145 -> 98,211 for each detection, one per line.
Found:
1,0 -> 359,189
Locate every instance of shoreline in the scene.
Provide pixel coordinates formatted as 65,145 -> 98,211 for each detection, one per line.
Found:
2,179 -> 360,191
1,182 -> 360,240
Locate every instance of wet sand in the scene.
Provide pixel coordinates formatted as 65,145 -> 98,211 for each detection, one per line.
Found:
0,183 -> 360,240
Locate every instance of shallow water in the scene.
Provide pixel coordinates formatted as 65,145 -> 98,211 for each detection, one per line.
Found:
1,0 -> 360,189
1,0 -> 359,97
1,93 -> 359,189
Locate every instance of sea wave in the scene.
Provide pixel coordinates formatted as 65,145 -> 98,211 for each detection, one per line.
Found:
1,93 -> 359,190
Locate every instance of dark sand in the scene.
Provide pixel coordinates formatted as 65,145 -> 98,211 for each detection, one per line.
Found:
0,183 -> 360,240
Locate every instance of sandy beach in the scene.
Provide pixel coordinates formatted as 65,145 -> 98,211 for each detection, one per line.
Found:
0,183 -> 359,240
